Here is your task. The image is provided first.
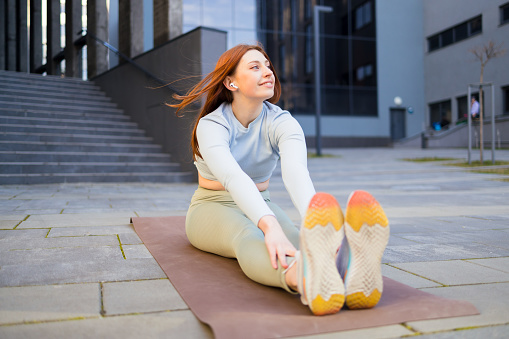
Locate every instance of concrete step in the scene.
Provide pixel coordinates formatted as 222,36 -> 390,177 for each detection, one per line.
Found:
0,70 -> 99,89
0,151 -> 172,163
0,82 -> 105,97
0,116 -> 138,129
0,162 -> 180,174
0,86 -> 110,101
0,140 -> 163,153
0,99 -> 123,114
0,123 -> 146,137
0,171 -> 194,184
0,131 -> 153,144
0,94 -> 117,109
0,107 -> 130,122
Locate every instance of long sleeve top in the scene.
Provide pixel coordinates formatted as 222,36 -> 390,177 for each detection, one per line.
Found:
195,101 -> 316,225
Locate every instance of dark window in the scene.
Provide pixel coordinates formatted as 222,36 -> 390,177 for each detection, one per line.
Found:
457,93 -> 479,121
454,22 -> 468,41
429,100 -> 451,129
501,2 -> 509,25
427,15 -> 482,52
503,86 -> 509,115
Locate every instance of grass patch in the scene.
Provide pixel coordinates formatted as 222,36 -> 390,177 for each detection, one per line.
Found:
307,153 -> 339,158
446,160 -> 509,167
402,157 -> 458,162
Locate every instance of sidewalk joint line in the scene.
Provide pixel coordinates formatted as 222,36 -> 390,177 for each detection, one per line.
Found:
12,215 -> 30,229
117,234 -> 126,259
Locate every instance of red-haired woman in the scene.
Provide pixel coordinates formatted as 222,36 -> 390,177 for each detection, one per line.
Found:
171,44 -> 389,316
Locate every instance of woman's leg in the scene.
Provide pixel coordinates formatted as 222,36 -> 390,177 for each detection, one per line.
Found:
186,193 -> 298,292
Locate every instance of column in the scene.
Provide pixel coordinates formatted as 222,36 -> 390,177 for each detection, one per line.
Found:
0,0 -> 5,70
87,0 -> 109,78
6,0 -> 17,70
17,0 -> 28,72
46,0 -> 61,75
153,0 -> 182,47
119,0 -> 143,60
30,0 -> 43,72
65,0 -> 82,77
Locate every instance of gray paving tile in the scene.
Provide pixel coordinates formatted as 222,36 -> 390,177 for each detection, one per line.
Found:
383,242 -> 509,263
47,225 -> 134,237
295,324 -> 413,339
118,232 -> 142,245
381,265 -> 441,288
18,213 -> 134,228
12,209 -> 64,215
415,325 -> 509,339
0,229 -> 49,239
0,234 -> 119,250
407,282 -> 509,332
0,310 -> 212,339
0,258 -> 166,287
392,260 -> 509,285
122,245 -> 153,259
103,279 -> 187,315
0,283 -> 100,325
466,257 -> 509,273
0,214 -> 28,221
0,220 -> 23,230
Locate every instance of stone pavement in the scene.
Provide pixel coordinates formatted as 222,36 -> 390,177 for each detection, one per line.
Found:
1,147 -> 508,338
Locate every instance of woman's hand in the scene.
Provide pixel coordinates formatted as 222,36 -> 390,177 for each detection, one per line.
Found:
258,215 -> 297,269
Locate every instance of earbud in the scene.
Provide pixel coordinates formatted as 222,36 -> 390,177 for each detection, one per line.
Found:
230,83 -> 238,89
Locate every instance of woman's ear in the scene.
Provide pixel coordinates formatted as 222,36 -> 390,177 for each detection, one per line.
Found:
224,77 -> 237,91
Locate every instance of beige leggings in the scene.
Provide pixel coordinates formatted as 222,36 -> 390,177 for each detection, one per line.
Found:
185,187 -> 300,293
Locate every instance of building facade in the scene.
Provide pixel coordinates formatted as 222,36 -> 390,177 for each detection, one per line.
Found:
1,0 -> 508,146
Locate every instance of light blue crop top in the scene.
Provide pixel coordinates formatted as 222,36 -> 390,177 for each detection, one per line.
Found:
195,101 -> 316,225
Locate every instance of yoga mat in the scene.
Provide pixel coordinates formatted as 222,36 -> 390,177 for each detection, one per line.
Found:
131,216 -> 479,339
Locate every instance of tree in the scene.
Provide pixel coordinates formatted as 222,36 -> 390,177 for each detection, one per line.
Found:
469,40 -> 506,164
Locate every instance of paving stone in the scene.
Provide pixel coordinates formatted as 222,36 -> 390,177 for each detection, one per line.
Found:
65,199 -> 115,209
0,229 -> 49,239
415,325 -> 509,339
118,232 -> 142,245
466,257 -> 509,273
134,210 -> 188,217
0,310 -> 212,339
0,220 -> 21,229
383,242 -> 509,263
12,209 -> 64,215
0,234 -> 118,250
122,245 -> 153,259
392,260 -> 509,285
47,225 -> 134,237
387,235 -> 421,246
295,324 -> 413,339
407,282 -> 509,333
18,213 -> 133,228
381,265 -> 441,289
400,230 -> 509,245
0,214 -> 27,221
62,208 -> 134,214
0,258 -> 166,287
103,279 -> 187,315
0,283 -> 100,325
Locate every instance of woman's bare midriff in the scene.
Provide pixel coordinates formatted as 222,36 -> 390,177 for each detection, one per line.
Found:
198,173 -> 269,192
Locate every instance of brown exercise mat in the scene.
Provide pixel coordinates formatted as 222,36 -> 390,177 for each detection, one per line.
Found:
131,216 -> 479,339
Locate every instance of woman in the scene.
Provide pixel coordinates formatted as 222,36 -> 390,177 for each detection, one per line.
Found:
170,43 -> 389,316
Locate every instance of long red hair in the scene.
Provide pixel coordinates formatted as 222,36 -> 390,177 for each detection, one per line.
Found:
169,43 -> 281,160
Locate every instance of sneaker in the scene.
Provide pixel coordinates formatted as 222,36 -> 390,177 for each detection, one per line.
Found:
343,190 -> 390,309
297,192 -> 345,315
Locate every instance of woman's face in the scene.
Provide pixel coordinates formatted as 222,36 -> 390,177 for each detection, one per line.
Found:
229,49 -> 275,102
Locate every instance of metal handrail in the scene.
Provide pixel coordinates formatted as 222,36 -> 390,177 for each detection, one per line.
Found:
82,30 -> 183,95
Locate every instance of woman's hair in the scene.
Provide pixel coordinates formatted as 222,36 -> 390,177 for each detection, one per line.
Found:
168,43 -> 281,160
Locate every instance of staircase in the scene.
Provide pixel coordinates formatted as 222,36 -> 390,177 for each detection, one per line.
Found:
0,70 -> 193,184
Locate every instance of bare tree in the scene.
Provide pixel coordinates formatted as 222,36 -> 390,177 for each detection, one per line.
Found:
470,40 -> 506,164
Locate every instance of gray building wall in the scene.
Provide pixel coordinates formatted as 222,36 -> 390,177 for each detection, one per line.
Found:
423,0 -> 509,125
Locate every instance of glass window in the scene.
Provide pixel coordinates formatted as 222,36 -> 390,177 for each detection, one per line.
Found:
503,86 -> 509,115
203,0 -> 233,28
354,1 -> 372,30
183,0 -> 201,28
470,16 -> 482,35
441,29 -> 453,47
454,22 -> 468,41
234,0 -> 256,29
501,3 -> 509,25
428,35 -> 439,52
429,100 -> 451,129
